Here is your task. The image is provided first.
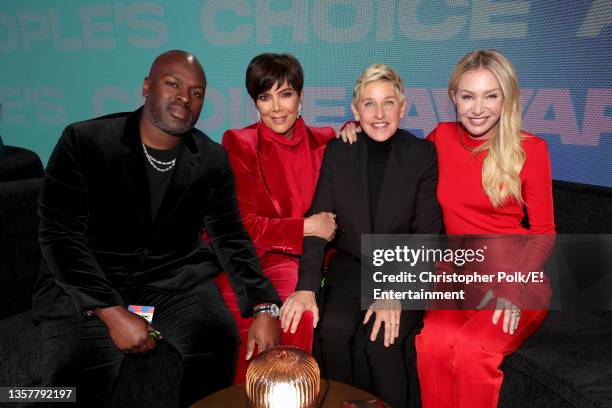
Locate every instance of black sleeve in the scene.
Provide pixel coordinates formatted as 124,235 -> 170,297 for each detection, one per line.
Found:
296,141 -> 337,294
411,142 -> 443,234
38,126 -> 124,312
204,153 -> 281,317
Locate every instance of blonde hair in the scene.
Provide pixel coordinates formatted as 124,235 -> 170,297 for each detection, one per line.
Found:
449,49 -> 526,207
352,64 -> 405,105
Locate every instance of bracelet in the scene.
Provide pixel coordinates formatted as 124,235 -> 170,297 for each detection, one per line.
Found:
148,329 -> 162,339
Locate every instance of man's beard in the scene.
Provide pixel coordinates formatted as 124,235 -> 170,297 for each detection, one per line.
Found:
145,97 -> 196,136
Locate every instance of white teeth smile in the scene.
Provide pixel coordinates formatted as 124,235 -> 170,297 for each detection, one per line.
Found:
372,123 -> 387,128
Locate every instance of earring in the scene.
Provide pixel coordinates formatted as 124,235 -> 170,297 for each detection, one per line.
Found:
257,110 -> 261,122
298,103 -> 302,118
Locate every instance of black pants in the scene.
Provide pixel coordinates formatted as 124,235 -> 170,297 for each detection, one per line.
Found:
316,285 -> 422,408
39,280 -> 239,408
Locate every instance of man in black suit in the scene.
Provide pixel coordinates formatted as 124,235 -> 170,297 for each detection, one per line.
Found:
33,50 -> 281,407
281,64 -> 442,408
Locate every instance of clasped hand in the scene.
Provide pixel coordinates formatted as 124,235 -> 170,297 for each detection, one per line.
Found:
95,305 -> 158,353
304,212 -> 336,241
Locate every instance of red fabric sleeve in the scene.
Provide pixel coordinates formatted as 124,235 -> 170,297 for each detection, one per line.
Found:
521,137 -> 556,235
493,138 -> 556,308
222,130 -> 304,256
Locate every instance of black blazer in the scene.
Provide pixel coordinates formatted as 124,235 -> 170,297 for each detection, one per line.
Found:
33,108 -> 280,321
297,130 -> 442,297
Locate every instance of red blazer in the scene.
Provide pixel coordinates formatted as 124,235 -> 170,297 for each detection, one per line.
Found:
222,118 -> 335,259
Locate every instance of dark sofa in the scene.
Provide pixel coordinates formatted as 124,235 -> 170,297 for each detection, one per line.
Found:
1,178 -> 611,407
355,180 -> 612,408
497,181 -> 612,408
0,178 -> 182,407
0,178 -> 43,388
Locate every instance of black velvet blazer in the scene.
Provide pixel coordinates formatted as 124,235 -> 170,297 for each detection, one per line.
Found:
296,130 -> 443,298
33,108 -> 280,321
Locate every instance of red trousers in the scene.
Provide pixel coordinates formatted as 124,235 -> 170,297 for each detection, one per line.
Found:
215,254 -> 313,384
416,309 -> 547,408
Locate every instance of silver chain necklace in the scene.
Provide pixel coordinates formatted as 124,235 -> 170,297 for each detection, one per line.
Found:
142,143 -> 177,172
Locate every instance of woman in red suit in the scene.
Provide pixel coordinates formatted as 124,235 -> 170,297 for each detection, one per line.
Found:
415,50 -> 556,408
214,53 -> 341,383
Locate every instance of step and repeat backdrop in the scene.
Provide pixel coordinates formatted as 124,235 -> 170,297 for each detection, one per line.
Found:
0,0 -> 610,186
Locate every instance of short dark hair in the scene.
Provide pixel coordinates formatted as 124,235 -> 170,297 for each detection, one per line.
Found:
245,53 -> 304,101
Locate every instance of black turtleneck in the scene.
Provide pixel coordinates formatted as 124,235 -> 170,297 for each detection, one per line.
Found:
365,132 -> 396,228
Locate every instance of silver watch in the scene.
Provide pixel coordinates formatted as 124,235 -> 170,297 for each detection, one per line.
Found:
253,303 -> 280,319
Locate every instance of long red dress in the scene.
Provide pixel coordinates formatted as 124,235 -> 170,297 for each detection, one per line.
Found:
215,117 -> 334,383
416,122 -> 556,408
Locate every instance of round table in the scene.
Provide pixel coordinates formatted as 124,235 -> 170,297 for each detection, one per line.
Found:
190,379 -> 388,407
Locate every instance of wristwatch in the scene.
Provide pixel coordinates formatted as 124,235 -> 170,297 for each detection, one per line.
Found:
253,303 -> 280,319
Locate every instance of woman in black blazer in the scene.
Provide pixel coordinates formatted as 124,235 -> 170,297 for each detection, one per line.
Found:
281,64 -> 442,407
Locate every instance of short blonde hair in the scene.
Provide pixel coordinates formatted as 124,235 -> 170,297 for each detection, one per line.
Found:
352,64 -> 405,105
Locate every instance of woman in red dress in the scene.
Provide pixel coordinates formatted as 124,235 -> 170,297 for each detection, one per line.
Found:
415,50 -> 556,408
214,53 -> 341,383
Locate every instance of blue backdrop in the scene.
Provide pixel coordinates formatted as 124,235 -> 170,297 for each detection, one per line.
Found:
0,0 -> 610,186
